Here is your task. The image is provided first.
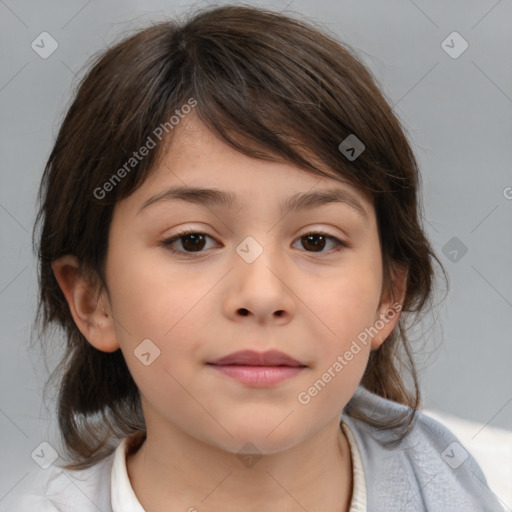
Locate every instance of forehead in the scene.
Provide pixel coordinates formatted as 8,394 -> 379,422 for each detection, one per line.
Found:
123,113 -> 374,221
152,112 -> 370,187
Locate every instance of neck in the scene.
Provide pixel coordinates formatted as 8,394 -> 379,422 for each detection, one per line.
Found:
126,418 -> 353,512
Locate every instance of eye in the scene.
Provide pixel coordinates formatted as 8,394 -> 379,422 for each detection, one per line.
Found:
161,229 -> 219,254
161,229 -> 348,256
293,231 -> 348,255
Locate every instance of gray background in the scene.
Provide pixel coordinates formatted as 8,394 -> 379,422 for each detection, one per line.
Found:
1,0 -> 511,502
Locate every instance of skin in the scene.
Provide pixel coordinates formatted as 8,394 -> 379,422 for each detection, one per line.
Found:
53,113 -> 406,512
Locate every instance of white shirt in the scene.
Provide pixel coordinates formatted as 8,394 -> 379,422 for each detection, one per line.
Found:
7,387 -> 499,510
111,422 -> 367,511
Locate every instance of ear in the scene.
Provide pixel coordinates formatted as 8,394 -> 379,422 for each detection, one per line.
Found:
370,264 -> 408,350
51,255 -> 120,353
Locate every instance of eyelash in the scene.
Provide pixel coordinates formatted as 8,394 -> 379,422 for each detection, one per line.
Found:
161,228 -> 349,257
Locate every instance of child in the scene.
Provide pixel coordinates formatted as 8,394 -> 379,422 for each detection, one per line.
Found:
7,4 -> 504,511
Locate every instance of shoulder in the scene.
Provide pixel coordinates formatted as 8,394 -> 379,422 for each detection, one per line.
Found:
1,450 -> 115,512
342,386 -> 505,512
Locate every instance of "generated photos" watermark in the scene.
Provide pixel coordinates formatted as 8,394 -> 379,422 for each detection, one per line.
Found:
93,97 -> 197,200
297,302 -> 402,405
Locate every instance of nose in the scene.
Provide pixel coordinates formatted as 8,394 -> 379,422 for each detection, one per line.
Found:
222,238 -> 296,325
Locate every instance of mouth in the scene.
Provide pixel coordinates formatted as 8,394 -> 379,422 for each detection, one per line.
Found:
207,350 -> 307,387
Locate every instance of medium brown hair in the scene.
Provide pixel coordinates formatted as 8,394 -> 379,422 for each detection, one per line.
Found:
33,4 -> 446,470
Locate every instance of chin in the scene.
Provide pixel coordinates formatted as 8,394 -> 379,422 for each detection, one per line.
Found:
206,426 -> 304,458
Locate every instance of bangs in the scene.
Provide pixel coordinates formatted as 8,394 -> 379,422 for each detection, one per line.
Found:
110,8 -> 405,206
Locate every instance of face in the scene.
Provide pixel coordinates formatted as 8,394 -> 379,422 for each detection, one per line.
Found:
99,114 -> 400,455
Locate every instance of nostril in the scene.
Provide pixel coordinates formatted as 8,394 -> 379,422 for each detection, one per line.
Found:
238,308 -> 249,316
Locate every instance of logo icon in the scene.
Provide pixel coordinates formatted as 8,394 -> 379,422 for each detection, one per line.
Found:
134,338 -> 161,366
441,441 -> 468,469
442,236 -> 468,263
441,32 -> 468,59
31,441 -> 59,469
31,32 -> 59,59
237,442 -> 262,468
339,134 -> 365,161
236,236 -> 263,264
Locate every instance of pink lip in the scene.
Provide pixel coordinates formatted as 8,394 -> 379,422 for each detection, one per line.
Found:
207,350 -> 307,387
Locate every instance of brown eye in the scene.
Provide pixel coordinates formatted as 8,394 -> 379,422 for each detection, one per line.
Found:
162,231 -> 217,254
295,232 -> 347,254
180,233 -> 207,251
301,234 -> 327,252
162,230 -> 347,257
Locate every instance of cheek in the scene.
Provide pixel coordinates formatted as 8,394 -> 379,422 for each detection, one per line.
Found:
295,284 -> 375,420
296,253 -> 381,400
104,243 -> 216,390
106,262 -> 211,412
106,241 -> 204,335
305,261 -> 382,344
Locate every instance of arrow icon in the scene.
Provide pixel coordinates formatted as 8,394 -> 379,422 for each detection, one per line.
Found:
441,32 -> 468,59
134,339 -> 161,366
31,32 -> 59,59
441,441 -> 468,469
237,442 -> 262,467
339,134 -> 365,161
442,236 -> 467,263
236,236 -> 263,263
31,441 -> 58,468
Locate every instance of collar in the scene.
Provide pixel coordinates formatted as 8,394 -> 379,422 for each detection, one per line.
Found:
110,427 -> 366,512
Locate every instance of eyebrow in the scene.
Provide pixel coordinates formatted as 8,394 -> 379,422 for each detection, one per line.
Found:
138,185 -> 368,219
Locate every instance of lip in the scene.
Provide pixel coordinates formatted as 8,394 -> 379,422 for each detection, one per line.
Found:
209,349 -> 305,367
207,350 -> 307,388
